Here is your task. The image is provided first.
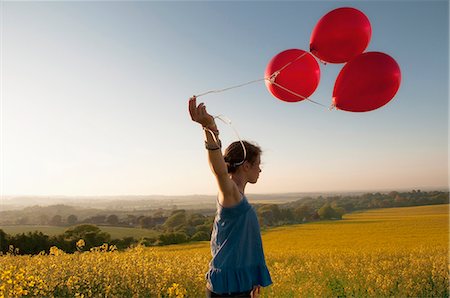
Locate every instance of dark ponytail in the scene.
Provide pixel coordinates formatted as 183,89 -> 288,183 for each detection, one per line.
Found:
224,141 -> 261,173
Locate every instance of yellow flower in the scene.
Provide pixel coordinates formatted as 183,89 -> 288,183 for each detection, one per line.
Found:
76,239 -> 86,250
167,283 -> 187,298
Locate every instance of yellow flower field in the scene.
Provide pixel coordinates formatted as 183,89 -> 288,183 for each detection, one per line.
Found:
1,204 -> 448,297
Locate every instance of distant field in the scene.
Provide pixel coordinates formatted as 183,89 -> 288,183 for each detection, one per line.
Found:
0,225 -> 159,239
0,204 -> 448,297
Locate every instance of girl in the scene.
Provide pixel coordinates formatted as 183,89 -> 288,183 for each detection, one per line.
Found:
189,96 -> 272,297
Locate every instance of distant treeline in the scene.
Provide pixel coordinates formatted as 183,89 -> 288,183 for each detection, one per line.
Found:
0,190 -> 447,255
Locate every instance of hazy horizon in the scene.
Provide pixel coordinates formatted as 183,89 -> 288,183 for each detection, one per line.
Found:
1,186 -> 448,200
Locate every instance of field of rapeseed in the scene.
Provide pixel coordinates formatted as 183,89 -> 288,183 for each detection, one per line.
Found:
0,204 -> 448,297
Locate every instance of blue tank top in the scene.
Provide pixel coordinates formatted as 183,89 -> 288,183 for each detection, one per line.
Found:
206,196 -> 272,294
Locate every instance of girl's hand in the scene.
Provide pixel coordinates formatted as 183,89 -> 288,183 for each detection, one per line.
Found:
188,96 -> 216,128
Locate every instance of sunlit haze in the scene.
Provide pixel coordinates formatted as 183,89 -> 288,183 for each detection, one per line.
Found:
1,1 -> 448,197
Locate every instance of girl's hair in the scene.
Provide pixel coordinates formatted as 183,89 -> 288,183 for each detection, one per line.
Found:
224,141 -> 262,173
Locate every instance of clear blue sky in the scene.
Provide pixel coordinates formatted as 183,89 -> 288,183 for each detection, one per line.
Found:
1,1 -> 448,196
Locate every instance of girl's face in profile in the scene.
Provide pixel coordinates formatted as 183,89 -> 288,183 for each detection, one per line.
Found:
248,155 -> 262,184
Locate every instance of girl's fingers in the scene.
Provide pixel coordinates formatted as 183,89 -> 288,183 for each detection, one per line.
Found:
188,97 -> 212,125
189,96 -> 196,109
188,97 -> 197,119
198,103 -> 206,117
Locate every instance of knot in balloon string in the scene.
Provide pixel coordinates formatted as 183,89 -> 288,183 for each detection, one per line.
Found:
265,52 -> 329,109
214,114 -> 247,167
267,71 -> 280,84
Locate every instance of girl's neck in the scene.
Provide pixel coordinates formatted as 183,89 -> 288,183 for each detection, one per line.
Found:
231,175 -> 247,194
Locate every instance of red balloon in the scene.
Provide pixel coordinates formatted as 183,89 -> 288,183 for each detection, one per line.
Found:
310,7 -> 372,63
332,52 -> 401,112
265,49 -> 320,102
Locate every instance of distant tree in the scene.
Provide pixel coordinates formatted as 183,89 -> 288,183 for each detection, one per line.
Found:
380,199 -> 392,208
67,215 -> 78,225
311,211 -> 320,220
394,195 -> 408,206
195,223 -> 213,234
191,231 -> 210,241
333,207 -> 346,219
261,205 -> 281,221
280,208 -> 294,222
50,215 -> 62,226
158,232 -> 188,245
170,209 -> 186,215
258,209 -> 275,226
50,234 -> 71,253
388,191 -> 399,198
141,237 -> 158,246
319,204 -> 345,220
123,215 -> 137,226
0,229 -> 8,253
369,198 -> 382,208
187,214 -> 206,226
258,204 -> 282,226
111,236 -> 136,249
432,193 -> 449,204
177,225 -> 196,237
10,231 -> 51,255
342,202 -> 355,212
106,214 -> 119,226
164,211 -> 186,229
63,224 -> 111,251
294,205 -> 310,221
153,210 -> 165,218
139,216 -> 154,228
86,215 -> 107,225
318,204 -> 337,220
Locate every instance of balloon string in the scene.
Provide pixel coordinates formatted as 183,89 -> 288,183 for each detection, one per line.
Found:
195,78 -> 266,98
194,52 -> 331,110
269,81 -> 329,109
214,114 -> 247,167
269,52 -> 308,78
195,53 -> 307,98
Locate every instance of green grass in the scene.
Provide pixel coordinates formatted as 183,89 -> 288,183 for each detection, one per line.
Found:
0,225 -> 160,240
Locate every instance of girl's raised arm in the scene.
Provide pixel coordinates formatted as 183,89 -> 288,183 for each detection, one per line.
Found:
188,96 -> 238,203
